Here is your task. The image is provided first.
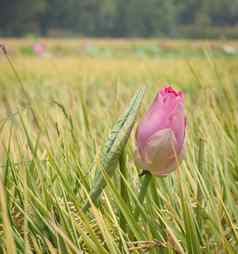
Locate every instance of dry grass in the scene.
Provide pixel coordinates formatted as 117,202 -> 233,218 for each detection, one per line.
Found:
0,38 -> 238,253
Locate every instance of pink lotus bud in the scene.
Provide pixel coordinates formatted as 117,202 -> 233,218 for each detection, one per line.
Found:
32,43 -> 45,56
135,86 -> 186,176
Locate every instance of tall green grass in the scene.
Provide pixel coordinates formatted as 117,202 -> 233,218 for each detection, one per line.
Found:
0,39 -> 238,253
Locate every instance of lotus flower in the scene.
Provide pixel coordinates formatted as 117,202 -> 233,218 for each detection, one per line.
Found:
32,42 -> 45,56
135,86 -> 186,176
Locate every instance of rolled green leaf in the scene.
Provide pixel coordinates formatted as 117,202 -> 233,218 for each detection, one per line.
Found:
83,87 -> 146,211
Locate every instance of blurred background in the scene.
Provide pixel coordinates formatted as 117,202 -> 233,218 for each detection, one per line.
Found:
1,0 -> 238,38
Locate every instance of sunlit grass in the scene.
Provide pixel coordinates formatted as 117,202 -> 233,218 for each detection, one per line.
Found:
0,38 -> 238,253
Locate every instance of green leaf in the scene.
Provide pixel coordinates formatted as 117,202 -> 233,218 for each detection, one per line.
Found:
83,87 -> 145,211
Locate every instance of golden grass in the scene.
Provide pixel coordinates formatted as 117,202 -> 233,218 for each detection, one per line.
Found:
0,38 -> 238,253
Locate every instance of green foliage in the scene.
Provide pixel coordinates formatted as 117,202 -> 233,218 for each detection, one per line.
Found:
83,87 -> 145,211
0,0 -> 238,37
0,0 -> 47,36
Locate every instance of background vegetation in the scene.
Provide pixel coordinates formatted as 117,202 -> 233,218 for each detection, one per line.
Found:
1,0 -> 238,38
0,38 -> 238,253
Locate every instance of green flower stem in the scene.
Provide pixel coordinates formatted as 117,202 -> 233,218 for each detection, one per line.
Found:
135,171 -> 152,219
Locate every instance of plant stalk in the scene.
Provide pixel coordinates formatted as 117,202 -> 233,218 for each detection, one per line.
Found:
134,171 -> 152,219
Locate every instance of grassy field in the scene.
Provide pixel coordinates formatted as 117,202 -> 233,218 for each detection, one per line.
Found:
0,38 -> 238,253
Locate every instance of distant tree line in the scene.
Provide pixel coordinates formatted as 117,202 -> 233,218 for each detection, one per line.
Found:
1,0 -> 238,37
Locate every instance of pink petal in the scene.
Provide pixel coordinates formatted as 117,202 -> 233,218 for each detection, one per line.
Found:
142,129 -> 179,176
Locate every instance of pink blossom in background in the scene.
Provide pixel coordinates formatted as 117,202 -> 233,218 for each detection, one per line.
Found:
32,42 -> 46,56
135,86 -> 186,176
